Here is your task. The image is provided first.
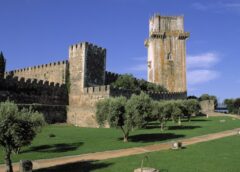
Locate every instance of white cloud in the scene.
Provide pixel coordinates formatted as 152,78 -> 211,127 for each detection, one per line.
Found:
129,64 -> 147,72
192,2 -> 240,13
192,2 -> 209,11
187,69 -> 220,85
187,52 -> 220,69
131,56 -> 146,61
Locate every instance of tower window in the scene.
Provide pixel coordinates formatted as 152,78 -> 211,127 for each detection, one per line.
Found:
167,52 -> 173,60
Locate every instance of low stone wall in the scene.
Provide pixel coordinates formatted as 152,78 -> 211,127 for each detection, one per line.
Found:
200,100 -> 215,113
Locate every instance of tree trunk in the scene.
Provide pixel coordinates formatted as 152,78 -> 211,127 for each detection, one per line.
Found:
161,122 -> 164,131
4,151 -> 13,172
178,116 -> 181,126
123,135 -> 128,142
120,126 -> 128,142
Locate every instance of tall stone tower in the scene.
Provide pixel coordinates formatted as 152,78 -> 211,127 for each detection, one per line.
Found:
0,52 -> 6,79
145,14 -> 189,92
68,42 -> 106,127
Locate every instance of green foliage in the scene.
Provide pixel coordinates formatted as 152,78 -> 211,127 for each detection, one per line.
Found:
96,99 -> 111,127
182,99 -> 200,121
0,101 -> 44,172
111,74 -> 168,92
108,97 -> 127,128
126,92 -> 153,128
224,98 -> 240,114
224,99 -> 235,113
96,93 -> 153,142
151,101 -> 166,130
111,74 -> 138,91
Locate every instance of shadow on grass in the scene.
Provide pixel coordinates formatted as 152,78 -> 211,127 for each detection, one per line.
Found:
21,142 -> 83,153
34,160 -> 113,172
120,133 -> 185,143
190,119 -> 210,122
168,125 -> 201,130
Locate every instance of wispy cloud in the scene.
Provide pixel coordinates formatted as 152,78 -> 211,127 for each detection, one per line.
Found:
187,52 -> 220,85
187,69 -> 220,85
192,2 -> 240,13
129,64 -> 147,72
192,2 -> 209,11
187,52 -> 220,69
131,56 -> 147,62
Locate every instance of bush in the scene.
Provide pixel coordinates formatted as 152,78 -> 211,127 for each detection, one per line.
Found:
111,74 -> 168,92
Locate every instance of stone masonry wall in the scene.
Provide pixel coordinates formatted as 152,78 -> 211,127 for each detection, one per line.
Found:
146,14 -> 189,92
5,60 -> 69,85
0,76 -> 68,105
71,85 -> 186,127
68,42 -> 107,127
105,71 -> 121,85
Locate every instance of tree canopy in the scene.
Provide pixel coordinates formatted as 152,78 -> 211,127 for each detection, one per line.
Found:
111,74 -> 168,93
0,101 -> 45,172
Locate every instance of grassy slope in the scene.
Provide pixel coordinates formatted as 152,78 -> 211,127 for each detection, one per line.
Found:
81,135 -> 240,172
34,135 -> 240,172
1,116 -> 240,164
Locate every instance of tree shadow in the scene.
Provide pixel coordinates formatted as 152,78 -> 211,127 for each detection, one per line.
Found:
34,160 -> 113,172
168,125 -> 201,130
190,119 -> 210,122
21,142 -> 83,153
122,133 -> 185,143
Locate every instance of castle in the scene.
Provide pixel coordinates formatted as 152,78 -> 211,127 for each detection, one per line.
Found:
0,14 -> 188,127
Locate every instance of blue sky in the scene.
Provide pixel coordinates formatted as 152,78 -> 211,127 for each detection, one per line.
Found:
0,0 -> 239,101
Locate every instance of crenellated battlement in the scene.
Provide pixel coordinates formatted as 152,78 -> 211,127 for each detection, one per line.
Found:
82,85 -> 186,100
5,60 -> 68,75
105,71 -> 122,85
5,59 -> 69,85
0,75 -> 68,105
69,42 -> 106,53
83,85 -> 110,94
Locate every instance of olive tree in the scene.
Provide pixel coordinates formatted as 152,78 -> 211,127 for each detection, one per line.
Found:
125,92 -> 153,129
0,101 -> 45,172
96,92 -> 153,142
183,99 -> 200,121
151,101 -> 167,131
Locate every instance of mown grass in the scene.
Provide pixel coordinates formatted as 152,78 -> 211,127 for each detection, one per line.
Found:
35,135 -> 240,172
0,116 -> 240,164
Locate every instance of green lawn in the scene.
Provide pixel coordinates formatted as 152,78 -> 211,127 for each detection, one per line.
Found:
1,116 -> 240,164
35,135 -> 240,172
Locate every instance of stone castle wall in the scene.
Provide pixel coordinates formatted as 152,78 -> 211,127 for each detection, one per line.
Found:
1,13 -> 189,128
5,60 -> 69,85
70,85 -> 186,127
0,76 -> 68,124
0,76 -> 68,105
105,71 -> 121,85
67,42 -> 107,127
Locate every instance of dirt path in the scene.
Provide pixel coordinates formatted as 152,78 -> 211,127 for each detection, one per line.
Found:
0,127 -> 240,172
206,111 -> 240,119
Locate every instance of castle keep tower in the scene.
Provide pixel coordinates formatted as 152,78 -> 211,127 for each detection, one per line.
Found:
145,14 -> 189,92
